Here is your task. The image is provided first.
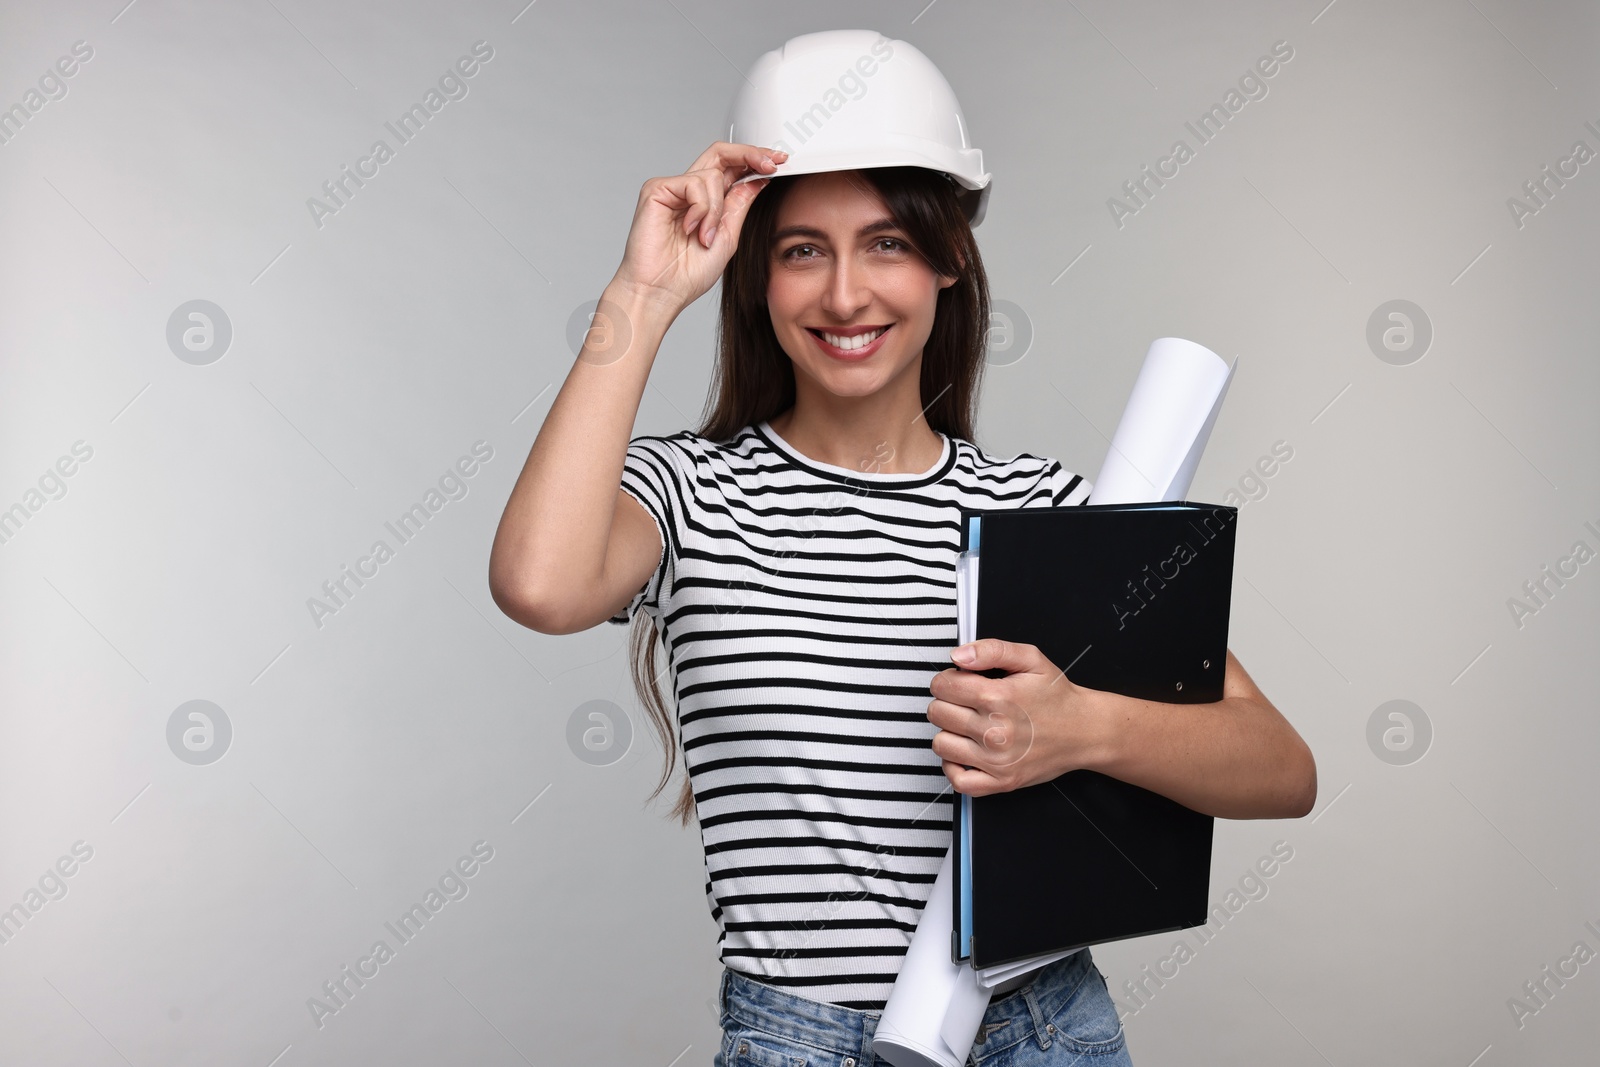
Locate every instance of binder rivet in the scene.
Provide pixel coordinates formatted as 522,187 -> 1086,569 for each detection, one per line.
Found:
1046,1024 -> 1056,1034
737,1043 -> 748,1055
845,1059 -> 856,1066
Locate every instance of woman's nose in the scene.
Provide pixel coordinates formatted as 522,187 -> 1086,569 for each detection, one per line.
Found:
822,256 -> 870,319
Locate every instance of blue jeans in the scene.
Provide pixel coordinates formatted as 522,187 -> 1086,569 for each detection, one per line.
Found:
714,948 -> 1133,1066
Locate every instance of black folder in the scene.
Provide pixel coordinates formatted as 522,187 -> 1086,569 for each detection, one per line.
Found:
951,500 -> 1238,970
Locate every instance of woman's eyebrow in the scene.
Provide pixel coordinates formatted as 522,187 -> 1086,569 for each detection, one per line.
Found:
771,218 -> 900,243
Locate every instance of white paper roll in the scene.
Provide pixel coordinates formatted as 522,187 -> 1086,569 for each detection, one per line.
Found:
872,851 -> 986,1067
1089,337 -> 1236,505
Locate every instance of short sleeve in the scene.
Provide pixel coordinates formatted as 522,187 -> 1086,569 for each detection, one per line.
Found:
607,434 -> 697,625
1043,459 -> 1093,507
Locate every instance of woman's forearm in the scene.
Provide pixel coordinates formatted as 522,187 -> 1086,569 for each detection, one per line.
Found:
1082,650 -> 1317,820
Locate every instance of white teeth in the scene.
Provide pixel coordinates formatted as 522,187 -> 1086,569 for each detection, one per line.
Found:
821,327 -> 886,350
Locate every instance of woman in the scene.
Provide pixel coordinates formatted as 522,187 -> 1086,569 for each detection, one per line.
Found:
489,32 -> 1315,1067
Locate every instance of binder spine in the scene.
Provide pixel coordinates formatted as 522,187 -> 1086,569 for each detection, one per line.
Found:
952,514 -> 981,964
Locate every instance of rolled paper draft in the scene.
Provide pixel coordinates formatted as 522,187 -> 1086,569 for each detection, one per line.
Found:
871,851 -> 984,1067
1088,337 -> 1236,505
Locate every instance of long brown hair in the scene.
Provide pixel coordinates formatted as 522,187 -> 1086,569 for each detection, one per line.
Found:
628,165 -> 992,825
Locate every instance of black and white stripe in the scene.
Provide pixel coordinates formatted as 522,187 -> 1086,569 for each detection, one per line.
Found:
609,419 -> 1091,1010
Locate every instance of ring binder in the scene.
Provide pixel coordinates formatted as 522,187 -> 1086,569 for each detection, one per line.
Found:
952,500 -> 1236,970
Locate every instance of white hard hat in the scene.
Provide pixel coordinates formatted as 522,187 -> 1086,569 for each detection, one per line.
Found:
727,29 -> 992,227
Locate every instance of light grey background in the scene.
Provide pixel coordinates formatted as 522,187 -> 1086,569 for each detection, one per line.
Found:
1,1 -> 1595,1064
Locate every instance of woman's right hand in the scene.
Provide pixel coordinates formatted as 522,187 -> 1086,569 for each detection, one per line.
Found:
611,142 -> 788,315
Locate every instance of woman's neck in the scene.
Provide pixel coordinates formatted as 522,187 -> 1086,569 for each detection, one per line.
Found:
766,406 -> 945,477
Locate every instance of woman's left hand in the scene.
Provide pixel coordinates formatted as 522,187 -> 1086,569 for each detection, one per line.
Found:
927,638 -> 1105,796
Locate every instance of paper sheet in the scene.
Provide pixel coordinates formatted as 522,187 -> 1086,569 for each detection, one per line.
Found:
872,337 -> 1237,1067
976,947 -> 1081,987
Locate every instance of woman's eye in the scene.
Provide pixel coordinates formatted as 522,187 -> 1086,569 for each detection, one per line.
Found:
781,239 -> 905,260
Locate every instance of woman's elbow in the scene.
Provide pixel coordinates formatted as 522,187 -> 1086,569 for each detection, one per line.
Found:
1283,739 -> 1318,819
489,570 -> 565,634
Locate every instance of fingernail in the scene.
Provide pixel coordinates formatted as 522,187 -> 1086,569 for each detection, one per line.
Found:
704,225 -> 717,245
952,645 -> 975,665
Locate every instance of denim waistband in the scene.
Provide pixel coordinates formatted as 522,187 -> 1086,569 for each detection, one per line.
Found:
718,947 -> 1094,1062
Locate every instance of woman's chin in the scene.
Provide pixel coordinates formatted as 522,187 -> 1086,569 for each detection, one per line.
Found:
807,365 -> 894,397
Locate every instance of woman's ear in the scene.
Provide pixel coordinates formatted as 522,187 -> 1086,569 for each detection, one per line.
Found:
943,249 -> 965,288
935,245 -> 964,290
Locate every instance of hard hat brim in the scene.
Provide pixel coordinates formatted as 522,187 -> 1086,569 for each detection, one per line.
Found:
731,152 -> 992,226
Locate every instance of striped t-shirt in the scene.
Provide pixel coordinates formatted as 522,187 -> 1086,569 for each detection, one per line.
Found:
608,418 -> 1092,1010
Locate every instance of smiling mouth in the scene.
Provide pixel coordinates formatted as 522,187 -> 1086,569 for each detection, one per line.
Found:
807,325 -> 891,351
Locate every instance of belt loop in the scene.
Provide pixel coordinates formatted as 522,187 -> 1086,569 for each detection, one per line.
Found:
1021,983 -> 1051,1050
718,969 -> 729,1016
